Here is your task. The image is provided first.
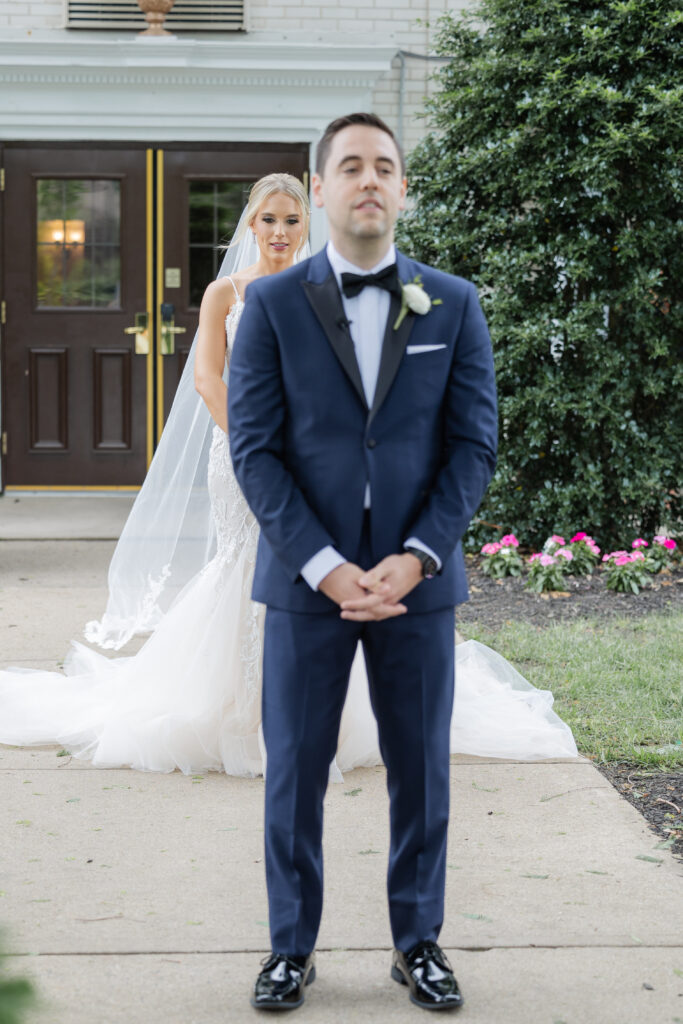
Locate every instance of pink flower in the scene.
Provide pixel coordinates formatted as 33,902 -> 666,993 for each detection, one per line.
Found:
529,553 -> 542,563
481,542 -> 502,556
615,555 -> 631,566
549,534 -> 565,546
632,538 -> 649,549
500,534 -> 519,548
571,533 -> 600,556
556,547 -> 574,561
539,554 -> 556,567
632,551 -> 645,561
654,536 -> 677,551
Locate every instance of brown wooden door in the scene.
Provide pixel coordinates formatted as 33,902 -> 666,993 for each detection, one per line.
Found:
2,145 -> 149,486
0,143 -> 310,488
159,144 -> 309,424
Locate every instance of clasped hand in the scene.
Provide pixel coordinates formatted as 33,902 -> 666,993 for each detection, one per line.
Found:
318,555 -> 423,621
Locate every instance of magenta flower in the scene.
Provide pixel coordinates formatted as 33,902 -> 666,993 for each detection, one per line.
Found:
632,538 -> 649,549
654,536 -> 677,551
500,534 -> 519,548
571,532 -> 588,542
615,555 -> 631,566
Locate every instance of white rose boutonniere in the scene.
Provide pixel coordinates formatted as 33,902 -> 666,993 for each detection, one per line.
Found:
394,274 -> 442,330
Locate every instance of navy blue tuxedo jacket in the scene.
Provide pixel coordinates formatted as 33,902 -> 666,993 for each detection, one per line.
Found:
228,248 -> 497,615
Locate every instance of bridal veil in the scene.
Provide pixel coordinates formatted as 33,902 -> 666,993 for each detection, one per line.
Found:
85,209 -> 310,649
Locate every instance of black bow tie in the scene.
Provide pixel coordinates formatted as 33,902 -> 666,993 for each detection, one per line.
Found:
340,264 -> 401,299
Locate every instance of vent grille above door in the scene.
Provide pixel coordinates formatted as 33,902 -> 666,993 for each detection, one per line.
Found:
67,1 -> 244,32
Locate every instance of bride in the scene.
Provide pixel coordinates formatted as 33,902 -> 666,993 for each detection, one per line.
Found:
0,173 -> 577,774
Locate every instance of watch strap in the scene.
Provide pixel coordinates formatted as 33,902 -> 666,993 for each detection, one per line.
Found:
404,546 -> 437,579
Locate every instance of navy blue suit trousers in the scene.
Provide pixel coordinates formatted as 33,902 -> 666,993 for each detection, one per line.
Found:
262,515 -> 455,955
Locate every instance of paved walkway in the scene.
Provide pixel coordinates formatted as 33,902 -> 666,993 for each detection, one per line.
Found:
1,494 -> 682,1024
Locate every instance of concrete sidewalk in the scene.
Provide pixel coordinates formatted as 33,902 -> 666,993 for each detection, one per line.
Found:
1,496 -> 682,1024
0,492 -> 135,541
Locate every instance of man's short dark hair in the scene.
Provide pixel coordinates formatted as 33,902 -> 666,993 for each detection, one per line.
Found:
315,112 -> 406,177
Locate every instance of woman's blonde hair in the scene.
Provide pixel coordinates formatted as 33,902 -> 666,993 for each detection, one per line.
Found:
233,172 -> 310,252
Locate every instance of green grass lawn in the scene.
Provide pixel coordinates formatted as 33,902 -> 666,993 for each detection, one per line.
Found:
460,612 -> 683,769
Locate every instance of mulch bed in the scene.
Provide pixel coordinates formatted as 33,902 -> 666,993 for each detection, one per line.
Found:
458,555 -> 683,859
597,764 -> 683,860
457,554 -> 683,632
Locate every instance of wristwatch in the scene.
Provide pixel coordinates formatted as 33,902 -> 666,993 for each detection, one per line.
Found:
404,546 -> 438,580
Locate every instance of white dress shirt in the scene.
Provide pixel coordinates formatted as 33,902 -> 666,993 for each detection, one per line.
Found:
300,241 -> 440,591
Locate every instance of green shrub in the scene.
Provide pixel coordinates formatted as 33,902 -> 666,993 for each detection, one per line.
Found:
397,0 -> 683,551
0,939 -> 35,1024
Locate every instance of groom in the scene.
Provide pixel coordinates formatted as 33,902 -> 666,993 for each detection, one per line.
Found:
229,113 -> 497,1011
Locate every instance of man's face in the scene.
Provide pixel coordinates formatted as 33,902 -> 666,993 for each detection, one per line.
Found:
313,124 -> 407,244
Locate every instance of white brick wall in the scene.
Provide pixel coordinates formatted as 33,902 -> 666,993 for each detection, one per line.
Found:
0,0 -> 63,26
246,0 -> 471,152
1,0 -> 473,152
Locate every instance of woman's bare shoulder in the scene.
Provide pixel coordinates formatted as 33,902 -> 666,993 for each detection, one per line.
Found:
200,276 -> 238,314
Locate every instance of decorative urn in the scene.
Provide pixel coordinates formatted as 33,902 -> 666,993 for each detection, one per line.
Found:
136,0 -> 176,35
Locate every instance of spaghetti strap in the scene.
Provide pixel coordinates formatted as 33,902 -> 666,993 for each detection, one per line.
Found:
226,276 -> 241,303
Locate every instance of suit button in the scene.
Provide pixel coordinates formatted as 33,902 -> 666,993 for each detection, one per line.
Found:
366,438 -> 377,449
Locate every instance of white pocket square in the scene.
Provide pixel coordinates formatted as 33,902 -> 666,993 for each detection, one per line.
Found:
406,344 -> 447,355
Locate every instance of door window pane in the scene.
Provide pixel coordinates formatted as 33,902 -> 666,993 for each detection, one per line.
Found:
189,181 -> 250,307
36,179 -> 121,308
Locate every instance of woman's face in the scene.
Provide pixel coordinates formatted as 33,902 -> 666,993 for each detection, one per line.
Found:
251,192 -> 306,266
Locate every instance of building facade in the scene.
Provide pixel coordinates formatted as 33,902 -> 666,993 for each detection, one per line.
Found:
0,0 -> 470,488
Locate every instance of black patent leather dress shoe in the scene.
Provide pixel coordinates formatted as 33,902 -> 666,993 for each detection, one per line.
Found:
392,941 -> 464,1010
251,952 -> 315,1011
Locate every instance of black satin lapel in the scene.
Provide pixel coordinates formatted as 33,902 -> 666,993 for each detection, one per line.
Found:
368,291 -> 416,424
301,276 -> 368,411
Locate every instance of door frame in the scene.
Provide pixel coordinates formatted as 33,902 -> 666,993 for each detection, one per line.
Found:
0,140 -> 153,492
0,144 -> 150,491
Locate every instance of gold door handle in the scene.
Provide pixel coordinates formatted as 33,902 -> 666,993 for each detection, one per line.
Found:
160,323 -> 186,356
124,312 -> 149,355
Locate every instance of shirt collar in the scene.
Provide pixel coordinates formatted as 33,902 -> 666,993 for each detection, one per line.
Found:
326,240 -> 396,288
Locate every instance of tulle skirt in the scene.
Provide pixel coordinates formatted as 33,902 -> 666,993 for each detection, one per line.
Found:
0,540 -> 578,774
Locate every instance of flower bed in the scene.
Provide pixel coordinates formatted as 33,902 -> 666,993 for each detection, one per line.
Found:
477,532 -> 679,595
459,555 -> 683,632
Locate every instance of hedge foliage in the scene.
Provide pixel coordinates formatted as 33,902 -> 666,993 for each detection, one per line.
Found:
397,0 -> 683,550
0,937 -> 35,1024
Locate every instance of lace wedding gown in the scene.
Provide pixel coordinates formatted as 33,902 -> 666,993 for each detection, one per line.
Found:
0,296 -> 577,774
